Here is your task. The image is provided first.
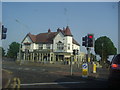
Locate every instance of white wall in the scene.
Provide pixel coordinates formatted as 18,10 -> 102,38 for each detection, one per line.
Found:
53,32 -> 64,52
37,44 -> 53,50
73,44 -> 80,50
22,36 -> 34,51
72,44 -> 80,54
64,36 -> 73,53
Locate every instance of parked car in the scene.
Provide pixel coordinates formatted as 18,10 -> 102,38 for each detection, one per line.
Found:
108,54 -> 120,88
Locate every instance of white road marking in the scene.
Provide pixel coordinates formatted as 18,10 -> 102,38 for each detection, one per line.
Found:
20,81 -> 86,86
9,67 -> 14,69
3,67 -> 6,68
24,68 -> 30,70
18,67 -> 23,70
32,69 -> 36,71
42,69 -> 46,71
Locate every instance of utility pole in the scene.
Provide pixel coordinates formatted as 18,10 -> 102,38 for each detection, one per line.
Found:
102,43 -> 104,65
87,47 -> 91,75
70,56 -> 73,76
19,43 -> 22,65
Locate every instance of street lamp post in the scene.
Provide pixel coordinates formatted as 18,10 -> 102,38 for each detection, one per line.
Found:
102,43 -> 104,65
19,43 -> 22,65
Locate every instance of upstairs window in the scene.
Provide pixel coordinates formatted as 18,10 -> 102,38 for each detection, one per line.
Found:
39,44 -> 43,50
24,42 -> 31,50
57,41 -> 64,50
68,44 -> 70,50
46,44 -> 51,49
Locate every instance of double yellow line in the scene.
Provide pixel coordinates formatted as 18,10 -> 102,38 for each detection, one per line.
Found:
2,69 -> 21,89
12,77 -> 21,89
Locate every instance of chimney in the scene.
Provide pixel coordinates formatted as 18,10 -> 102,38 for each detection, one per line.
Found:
48,28 -> 51,33
57,28 -> 60,32
63,27 -> 65,31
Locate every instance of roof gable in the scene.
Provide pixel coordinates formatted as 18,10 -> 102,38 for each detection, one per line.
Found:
21,33 -> 36,43
54,30 -> 65,40
73,38 -> 80,46
28,33 -> 36,42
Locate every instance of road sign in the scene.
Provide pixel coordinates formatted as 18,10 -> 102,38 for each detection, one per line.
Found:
82,63 -> 88,78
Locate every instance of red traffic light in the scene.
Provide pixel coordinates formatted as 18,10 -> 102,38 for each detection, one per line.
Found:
88,35 -> 93,39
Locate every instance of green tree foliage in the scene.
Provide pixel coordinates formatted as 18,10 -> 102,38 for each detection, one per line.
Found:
0,47 -> 6,57
95,36 -> 117,64
7,42 -> 20,59
90,53 -> 97,61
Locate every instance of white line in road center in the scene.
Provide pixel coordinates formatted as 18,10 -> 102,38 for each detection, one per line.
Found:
20,81 -> 86,86
32,69 -> 36,71
18,67 -> 23,70
24,68 -> 30,70
9,67 -> 14,69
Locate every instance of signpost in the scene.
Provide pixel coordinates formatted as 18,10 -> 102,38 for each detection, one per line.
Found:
82,63 -> 88,78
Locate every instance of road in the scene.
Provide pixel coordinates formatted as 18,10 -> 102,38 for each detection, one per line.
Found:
2,61 -> 109,88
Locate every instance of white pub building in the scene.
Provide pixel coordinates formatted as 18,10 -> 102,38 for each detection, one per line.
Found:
18,26 -> 84,64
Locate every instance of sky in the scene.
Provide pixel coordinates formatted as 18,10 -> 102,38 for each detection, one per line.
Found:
1,2 -> 118,56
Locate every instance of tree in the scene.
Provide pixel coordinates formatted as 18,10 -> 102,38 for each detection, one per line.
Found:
95,36 -> 117,65
7,42 -> 20,59
90,53 -> 97,62
0,47 -> 6,57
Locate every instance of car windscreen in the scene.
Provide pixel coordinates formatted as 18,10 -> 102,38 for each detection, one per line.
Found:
112,54 -> 120,64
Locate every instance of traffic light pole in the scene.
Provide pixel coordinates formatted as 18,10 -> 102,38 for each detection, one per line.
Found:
86,47 -> 91,75
82,34 -> 94,76
70,55 -> 74,76
87,47 -> 91,62
19,43 -> 23,65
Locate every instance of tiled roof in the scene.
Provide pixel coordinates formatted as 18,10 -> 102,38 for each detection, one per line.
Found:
36,32 -> 57,44
73,38 -> 80,46
28,33 -> 36,43
64,26 -> 73,36
26,26 -> 80,45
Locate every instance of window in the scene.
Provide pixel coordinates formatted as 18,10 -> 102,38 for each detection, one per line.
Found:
24,43 -> 31,50
46,44 -> 51,49
72,45 -> 74,50
39,44 -> 43,50
68,44 -> 70,50
25,45 -> 30,50
57,41 -> 64,50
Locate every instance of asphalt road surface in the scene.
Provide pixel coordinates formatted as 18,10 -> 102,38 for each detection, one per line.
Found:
2,61 -> 109,88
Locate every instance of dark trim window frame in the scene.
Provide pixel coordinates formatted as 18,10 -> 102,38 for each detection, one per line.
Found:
39,44 -> 43,50
57,41 -> 64,50
46,44 -> 51,49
